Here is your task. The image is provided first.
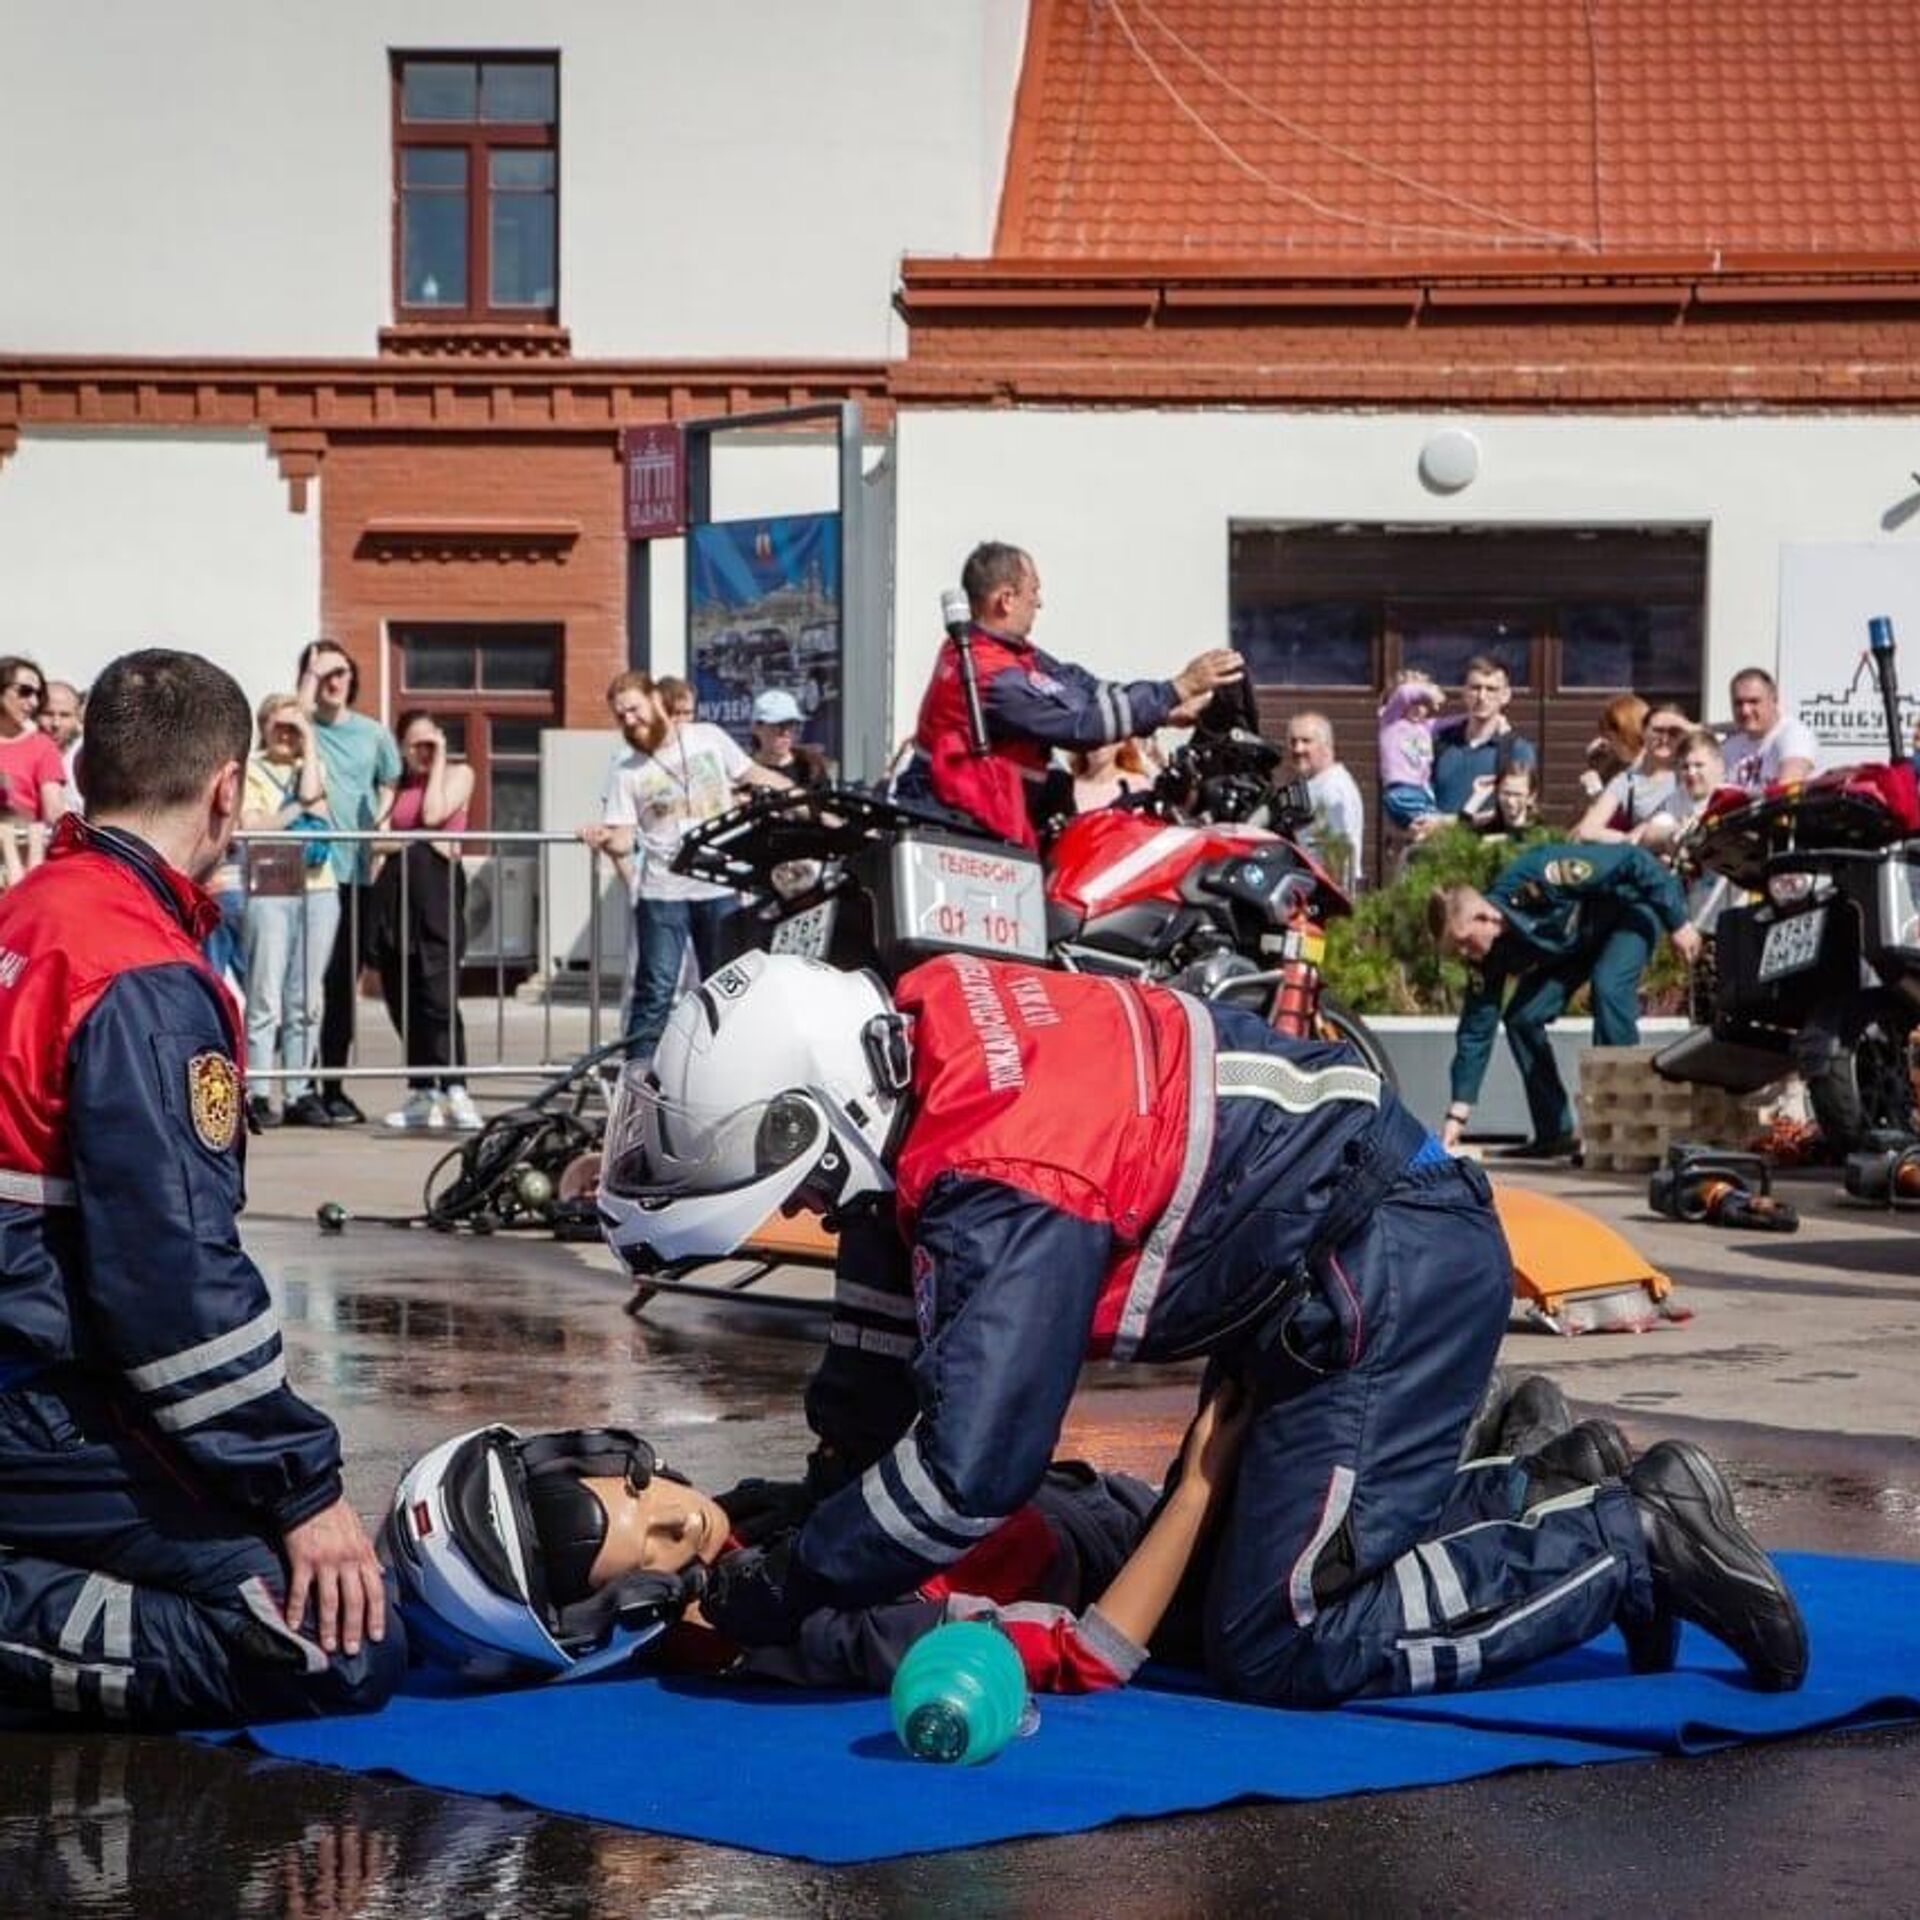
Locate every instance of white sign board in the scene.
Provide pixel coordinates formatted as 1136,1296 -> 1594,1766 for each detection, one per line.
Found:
1778,544 -> 1920,766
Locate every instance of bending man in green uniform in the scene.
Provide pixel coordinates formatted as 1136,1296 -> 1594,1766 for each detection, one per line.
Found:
1430,844 -> 1702,1160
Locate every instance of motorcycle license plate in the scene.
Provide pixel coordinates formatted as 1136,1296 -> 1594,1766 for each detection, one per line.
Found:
1757,906 -> 1827,981
889,836 -> 1047,959
769,901 -> 836,958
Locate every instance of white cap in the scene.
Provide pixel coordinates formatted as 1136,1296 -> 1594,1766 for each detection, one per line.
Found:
752,688 -> 803,726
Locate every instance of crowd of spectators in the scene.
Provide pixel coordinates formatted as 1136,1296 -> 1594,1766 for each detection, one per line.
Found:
1225,658 -> 1822,907
0,640 -> 503,1137
0,617 -> 1867,1131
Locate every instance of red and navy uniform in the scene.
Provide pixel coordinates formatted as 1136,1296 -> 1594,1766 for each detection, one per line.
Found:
893,625 -> 1182,845
766,957 -> 1656,1708
0,818 -> 402,1726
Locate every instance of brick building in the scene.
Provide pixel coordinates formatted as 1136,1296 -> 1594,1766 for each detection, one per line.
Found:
4,0 -> 1920,877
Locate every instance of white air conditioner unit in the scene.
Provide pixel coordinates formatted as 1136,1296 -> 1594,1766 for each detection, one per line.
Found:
463,854 -> 537,965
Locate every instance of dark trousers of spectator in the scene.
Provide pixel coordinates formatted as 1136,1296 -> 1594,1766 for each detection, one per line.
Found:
624,894 -> 735,1059
1503,901 -> 1665,1141
375,844 -> 469,1092
317,879 -> 375,1096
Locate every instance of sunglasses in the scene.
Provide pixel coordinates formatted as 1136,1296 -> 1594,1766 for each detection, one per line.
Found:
9,683 -> 43,700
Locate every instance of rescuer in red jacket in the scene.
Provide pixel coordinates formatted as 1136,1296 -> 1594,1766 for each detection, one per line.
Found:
599,952 -> 1808,1707
892,541 -> 1245,847
0,649 -> 402,1727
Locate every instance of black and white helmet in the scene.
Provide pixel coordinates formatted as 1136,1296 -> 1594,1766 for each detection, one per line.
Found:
382,1425 -> 695,1685
598,952 -> 910,1273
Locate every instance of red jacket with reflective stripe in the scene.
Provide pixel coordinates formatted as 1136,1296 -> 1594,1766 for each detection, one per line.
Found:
0,819 -> 342,1530
893,954 -> 1204,1358
909,628 -> 1052,847
0,820 -> 234,1185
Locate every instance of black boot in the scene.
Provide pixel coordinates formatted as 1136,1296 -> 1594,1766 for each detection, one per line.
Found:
1496,1374 -> 1575,1458
1625,1441 -> 1808,1692
1492,1134 -> 1580,1161
1519,1419 -> 1634,1503
1458,1365 -> 1515,1463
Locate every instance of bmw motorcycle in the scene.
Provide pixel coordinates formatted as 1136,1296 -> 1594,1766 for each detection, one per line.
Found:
1654,625 -> 1920,1150
675,720 -> 1393,1082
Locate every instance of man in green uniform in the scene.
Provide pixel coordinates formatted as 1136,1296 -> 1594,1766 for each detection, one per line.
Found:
1430,844 -> 1702,1159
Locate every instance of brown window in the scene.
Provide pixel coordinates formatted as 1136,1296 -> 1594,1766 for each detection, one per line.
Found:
1230,525 -> 1707,877
389,624 -> 561,830
392,53 -> 558,322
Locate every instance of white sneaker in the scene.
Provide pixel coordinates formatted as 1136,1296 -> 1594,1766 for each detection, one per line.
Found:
383,1091 -> 445,1131
441,1086 -> 483,1132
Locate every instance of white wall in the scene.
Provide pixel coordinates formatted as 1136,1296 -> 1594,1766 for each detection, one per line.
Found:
0,0 -> 1023,360
892,409 -> 1920,729
0,432 -> 319,702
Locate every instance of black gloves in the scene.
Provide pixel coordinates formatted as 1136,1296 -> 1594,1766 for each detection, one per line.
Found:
716,1476 -> 817,1548
700,1534 -> 823,1647
606,1564 -> 706,1634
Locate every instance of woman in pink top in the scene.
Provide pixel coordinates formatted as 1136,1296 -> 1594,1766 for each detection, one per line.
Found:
0,655 -> 70,890
374,711 -> 480,1132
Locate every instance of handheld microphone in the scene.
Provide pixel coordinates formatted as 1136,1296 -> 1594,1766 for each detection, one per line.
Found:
940,587 -> 971,644
940,587 -> 991,756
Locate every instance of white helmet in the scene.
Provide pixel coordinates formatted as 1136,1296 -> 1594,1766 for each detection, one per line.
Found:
598,952 -> 909,1273
382,1425 -> 692,1685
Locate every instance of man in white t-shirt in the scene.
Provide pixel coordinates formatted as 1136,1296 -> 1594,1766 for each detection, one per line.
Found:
1285,710 -> 1365,887
1722,668 -> 1816,794
579,671 -> 788,1058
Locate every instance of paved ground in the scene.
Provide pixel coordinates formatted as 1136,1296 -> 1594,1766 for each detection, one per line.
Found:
5,1092 -> 1920,1916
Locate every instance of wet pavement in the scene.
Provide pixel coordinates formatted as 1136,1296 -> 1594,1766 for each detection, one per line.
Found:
6,1126 -> 1920,1916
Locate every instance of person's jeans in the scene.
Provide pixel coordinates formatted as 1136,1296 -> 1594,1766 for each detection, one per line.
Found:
624,894 -> 736,1058
241,890 -> 341,1101
203,886 -> 249,995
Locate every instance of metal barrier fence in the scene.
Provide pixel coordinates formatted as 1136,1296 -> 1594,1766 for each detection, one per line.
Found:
231,828 -> 626,1086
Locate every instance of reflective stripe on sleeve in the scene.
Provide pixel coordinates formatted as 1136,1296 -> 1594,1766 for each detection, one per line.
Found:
124,1306 -> 280,1395
150,1355 -> 287,1433
0,1169 -> 77,1208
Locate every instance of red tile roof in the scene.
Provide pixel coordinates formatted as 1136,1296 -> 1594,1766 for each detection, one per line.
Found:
997,0 -> 1920,261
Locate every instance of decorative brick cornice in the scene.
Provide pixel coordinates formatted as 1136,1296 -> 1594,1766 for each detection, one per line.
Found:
0,354 -> 890,437
894,251 -> 1920,409
0,353 -> 890,507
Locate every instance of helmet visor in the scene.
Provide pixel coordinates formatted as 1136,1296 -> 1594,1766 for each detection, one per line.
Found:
602,1066 -> 828,1203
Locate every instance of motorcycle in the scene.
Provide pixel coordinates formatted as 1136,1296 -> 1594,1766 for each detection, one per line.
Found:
674,718 -> 1393,1082
1654,622 -> 1920,1150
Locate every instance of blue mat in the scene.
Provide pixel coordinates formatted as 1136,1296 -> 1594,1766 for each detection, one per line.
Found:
213,1553 -> 1920,1864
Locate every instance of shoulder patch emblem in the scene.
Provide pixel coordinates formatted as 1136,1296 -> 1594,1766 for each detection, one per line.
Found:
1543,857 -> 1594,887
187,1052 -> 240,1153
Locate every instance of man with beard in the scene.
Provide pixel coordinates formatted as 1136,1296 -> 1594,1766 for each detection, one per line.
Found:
578,671 -> 789,1061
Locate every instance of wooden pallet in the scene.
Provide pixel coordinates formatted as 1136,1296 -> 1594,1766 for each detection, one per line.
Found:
1576,1046 -> 1768,1172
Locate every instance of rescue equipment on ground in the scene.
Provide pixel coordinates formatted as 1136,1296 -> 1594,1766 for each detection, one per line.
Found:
314,1037 -> 625,1241
1843,1144 -> 1920,1207
1493,1183 -> 1689,1333
1647,1144 -> 1800,1233
891,1619 -> 1035,1766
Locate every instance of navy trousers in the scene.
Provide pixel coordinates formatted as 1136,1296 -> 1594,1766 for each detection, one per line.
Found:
0,1377 -> 404,1728
1199,1157 -> 1653,1705
1504,902 -> 1668,1140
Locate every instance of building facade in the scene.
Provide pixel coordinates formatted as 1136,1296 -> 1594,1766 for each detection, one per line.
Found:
5,0 -> 1920,877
